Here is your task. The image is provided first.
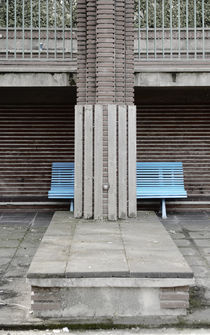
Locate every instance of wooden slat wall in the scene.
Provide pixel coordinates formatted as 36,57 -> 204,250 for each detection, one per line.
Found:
0,88 -> 76,202
136,87 -> 210,201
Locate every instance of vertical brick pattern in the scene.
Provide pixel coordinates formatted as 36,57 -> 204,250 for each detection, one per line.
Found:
125,0 -> 135,104
96,0 -> 115,104
77,0 -> 87,104
115,0 -> 125,104
86,0 -> 96,104
77,0 -> 135,105
75,0 -> 136,219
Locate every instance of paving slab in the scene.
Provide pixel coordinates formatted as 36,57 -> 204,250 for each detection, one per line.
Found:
193,239 -> 210,247
0,248 -> 17,258
28,211 -> 193,279
1,210 -> 210,326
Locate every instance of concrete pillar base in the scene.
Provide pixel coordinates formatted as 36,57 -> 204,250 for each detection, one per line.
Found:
74,104 -> 137,220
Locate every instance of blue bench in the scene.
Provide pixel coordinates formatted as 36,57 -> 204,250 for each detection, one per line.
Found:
136,162 -> 187,219
48,162 -> 74,211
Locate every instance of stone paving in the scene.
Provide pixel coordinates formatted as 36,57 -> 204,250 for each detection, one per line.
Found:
160,211 -> 210,324
0,210 -> 210,327
0,211 -> 53,325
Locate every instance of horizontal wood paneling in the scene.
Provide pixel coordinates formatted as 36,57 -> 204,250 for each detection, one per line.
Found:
136,88 -> 210,201
0,88 -> 75,201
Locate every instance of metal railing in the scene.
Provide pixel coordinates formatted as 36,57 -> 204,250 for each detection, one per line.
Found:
136,0 -> 210,60
0,0 -> 76,61
0,0 -> 209,62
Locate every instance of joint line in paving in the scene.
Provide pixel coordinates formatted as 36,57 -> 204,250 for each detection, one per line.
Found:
4,211 -> 39,274
182,228 -> 210,269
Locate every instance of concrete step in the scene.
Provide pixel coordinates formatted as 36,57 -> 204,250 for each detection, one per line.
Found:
27,211 -> 194,324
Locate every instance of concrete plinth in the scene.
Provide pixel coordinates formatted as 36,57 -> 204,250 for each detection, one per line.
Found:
27,211 -> 194,323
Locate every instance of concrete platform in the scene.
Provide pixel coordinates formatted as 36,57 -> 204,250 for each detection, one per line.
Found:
27,211 -> 194,323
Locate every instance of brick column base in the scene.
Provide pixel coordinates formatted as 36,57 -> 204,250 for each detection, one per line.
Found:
74,104 -> 137,220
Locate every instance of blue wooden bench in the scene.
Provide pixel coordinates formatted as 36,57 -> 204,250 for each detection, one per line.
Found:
48,162 -> 74,211
136,162 -> 187,219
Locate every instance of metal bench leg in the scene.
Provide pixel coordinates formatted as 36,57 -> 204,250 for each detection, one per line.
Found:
70,200 -> 74,212
162,199 -> 167,219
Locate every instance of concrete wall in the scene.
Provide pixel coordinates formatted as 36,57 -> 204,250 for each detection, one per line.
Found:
0,72 -> 74,86
135,72 -> 210,87
0,70 -> 210,87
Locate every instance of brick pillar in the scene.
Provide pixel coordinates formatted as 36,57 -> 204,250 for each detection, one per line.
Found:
75,0 -> 136,220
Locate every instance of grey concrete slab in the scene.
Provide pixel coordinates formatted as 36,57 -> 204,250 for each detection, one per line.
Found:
5,267 -> 28,278
0,213 -> 36,228
15,247 -> 38,257
0,239 -> 20,248
174,239 -> 192,247
66,223 -> 128,277
10,256 -> 32,267
51,211 -> 74,222
0,258 -> 10,266
184,256 -> 206,267
193,239 -> 210,247
0,248 -> 16,257
66,248 -> 129,277
200,248 -> 210,255
27,261 -> 67,278
45,222 -> 76,236
32,245 -> 70,262
205,256 -> 210,263
32,212 -> 54,227
169,232 -> 186,239
0,231 -> 25,240
178,247 -> 199,256
190,265 -> 210,278
189,232 -> 210,239
120,219 -> 193,278
27,211 -> 193,280
180,223 -> 210,231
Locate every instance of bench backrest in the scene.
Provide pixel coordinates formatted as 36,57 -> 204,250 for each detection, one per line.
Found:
136,162 -> 185,188
51,162 -> 74,188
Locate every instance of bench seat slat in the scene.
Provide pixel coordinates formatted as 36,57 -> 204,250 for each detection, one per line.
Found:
48,163 -> 74,203
136,162 -> 187,200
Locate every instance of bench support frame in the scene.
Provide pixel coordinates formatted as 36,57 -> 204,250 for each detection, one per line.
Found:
161,199 -> 167,219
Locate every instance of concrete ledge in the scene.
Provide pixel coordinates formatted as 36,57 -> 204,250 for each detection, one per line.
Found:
27,211 -> 194,321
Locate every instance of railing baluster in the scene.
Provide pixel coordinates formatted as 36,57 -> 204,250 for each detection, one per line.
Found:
202,0 -> 205,59
6,0 -> 8,59
70,0 -> 73,59
38,0 -> 41,59
22,0 -> 25,59
138,0 -> 141,60
170,0 -> 173,59
154,0 -> 156,59
162,0 -> 165,59
14,0 -> 17,59
63,0 -> 65,59
47,0 -> 49,59
178,0 -> 181,59
186,0 -> 189,59
146,0 -> 149,59
30,0 -> 33,59
194,0 -> 197,59
54,0 -> 57,59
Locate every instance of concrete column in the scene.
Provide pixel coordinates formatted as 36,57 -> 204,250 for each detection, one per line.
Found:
75,0 -> 136,220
